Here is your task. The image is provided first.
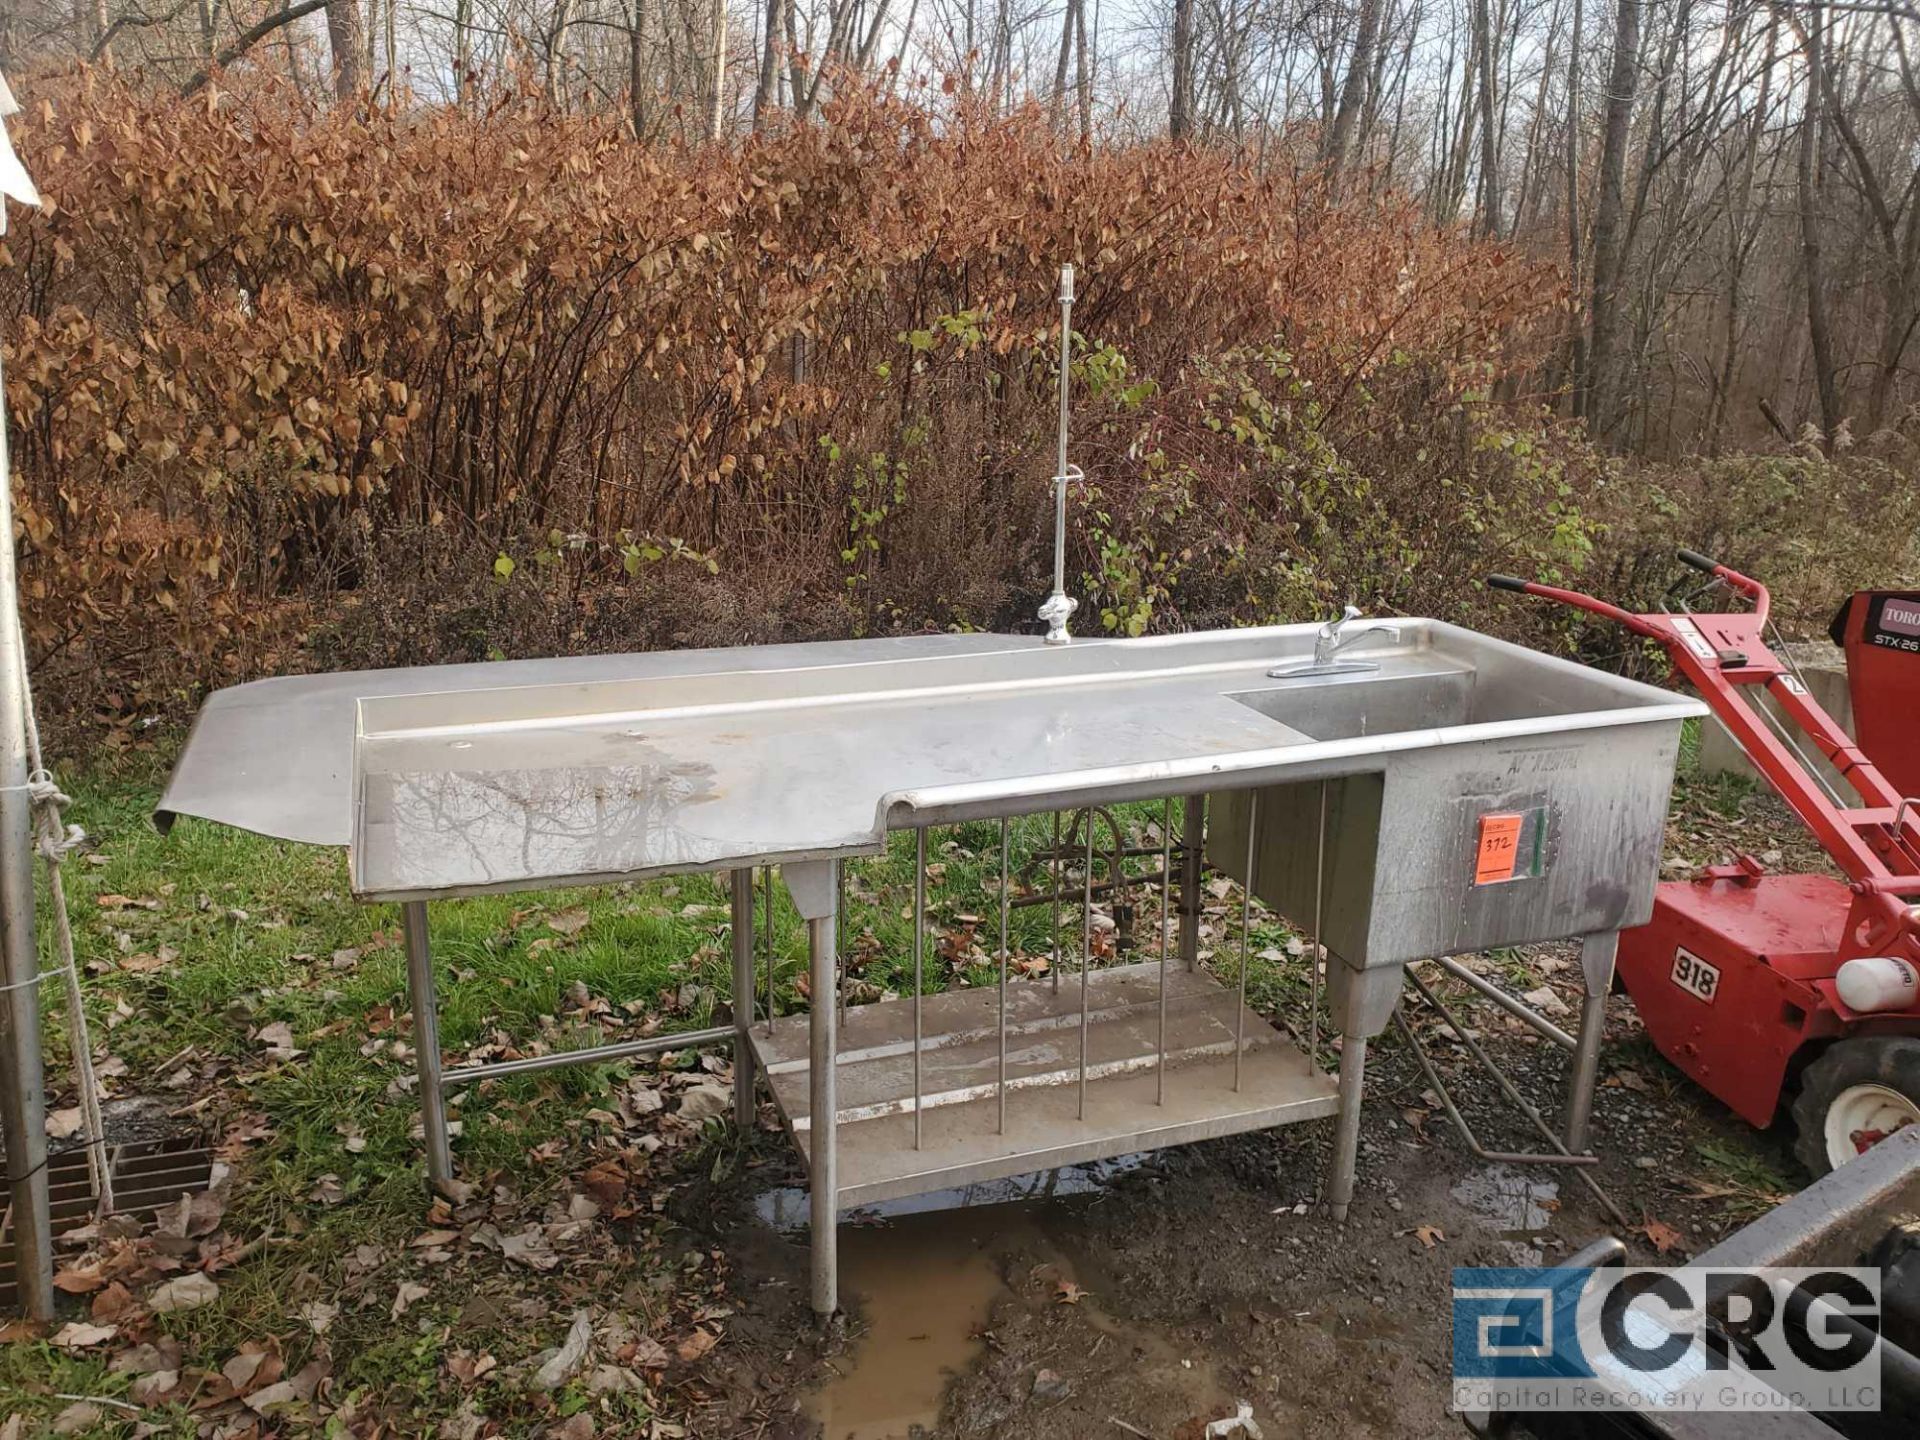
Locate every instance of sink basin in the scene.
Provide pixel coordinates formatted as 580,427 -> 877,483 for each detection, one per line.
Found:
1228,666 -> 1475,741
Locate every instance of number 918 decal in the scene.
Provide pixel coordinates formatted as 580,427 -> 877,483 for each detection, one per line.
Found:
1671,946 -> 1720,1003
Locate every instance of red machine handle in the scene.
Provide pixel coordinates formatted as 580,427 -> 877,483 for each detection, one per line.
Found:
1676,548 -> 1772,625
1485,575 -> 1665,640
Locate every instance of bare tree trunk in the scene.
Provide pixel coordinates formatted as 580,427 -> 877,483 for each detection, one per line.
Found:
1471,0 -> 1501,235
1582,0 -> 1640,433
784,0 -> 803,111
709,0 -> 727,138
1565,0 -> 1586,409
81,0 -> 111,64
547,0 -> 577,104
384,0 -> 397,97
632,0 -> 651,134
454,0 -> 472,105
1075,0 -> 1092,139
1707,16 -> 1776,456
1052,0 -> 1075,128
1170,0 -> 1195,139
325,0 -> 365,98
754,0 -> 782,124
1325,0 -> 1382,180
1797,1 -> 1842,445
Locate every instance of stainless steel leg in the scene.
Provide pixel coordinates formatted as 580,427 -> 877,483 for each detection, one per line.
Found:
1079,817 -> 1093,1120
730,869 -> 755,1130
1157,797 -> 1172,1106
1565,931 -> 1620,1153
1327,1033 -> 1368,1221
402,901 -> 454,1191
998,818 -> 1010,1136
762,865 -> 775,1037
913,827 -> 926,1150
1179,794 -> 1204,972
837,860 -> 848,1029
808,862 -> 840,1319
1236,793 -> 1258,1092
1050,810 -> 1063,993
1310,782 -> 1326,1065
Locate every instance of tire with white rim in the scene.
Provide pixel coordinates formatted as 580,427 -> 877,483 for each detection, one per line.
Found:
1792,1036 -> 1920,1177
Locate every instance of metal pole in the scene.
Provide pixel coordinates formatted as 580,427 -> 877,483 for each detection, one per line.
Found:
1310,782 -> 1325,1065
998,818 -> 1009,1136
1236,793 -> 1258,1092
762,865 -> 775,1037
836,859 -> 848,1029
402,902 -> 453,1192
1050,810 -> 1063,992
0,317 -> 51,1318
1053,266 -> 1071,602
1157,798 -> 1172,1106
808,861 -> 839,1319
912,827 -> 925,1150
1179,794 -> 1203,972
0,83 -> 52,1325
1426,954 -> 1579,1050
1327,1034 -> 1368,1221
1079,816 -> 1093,1120
1039,264 -> 1079,645
1566,931 -> 1620,1153
730,869 -> 755,1129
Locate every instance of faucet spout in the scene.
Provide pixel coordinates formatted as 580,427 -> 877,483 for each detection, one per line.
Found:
1315,605 -> 1365,667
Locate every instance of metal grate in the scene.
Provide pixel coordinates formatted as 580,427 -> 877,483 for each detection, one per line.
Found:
0,1133 -> 213,1314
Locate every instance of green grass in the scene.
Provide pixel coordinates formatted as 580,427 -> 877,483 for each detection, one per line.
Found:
1692,1138 -> 1794,1224
1671,715 -> 1760,819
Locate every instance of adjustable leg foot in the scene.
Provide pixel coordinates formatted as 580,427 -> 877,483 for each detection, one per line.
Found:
1327,1033 -> 1368,1221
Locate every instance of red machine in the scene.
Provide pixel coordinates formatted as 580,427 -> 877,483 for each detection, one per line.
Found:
1489,553 -> 1920,1175
1832,589 -> 1920,799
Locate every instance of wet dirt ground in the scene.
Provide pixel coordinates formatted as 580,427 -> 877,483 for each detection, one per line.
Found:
680,981 -> 1802,1440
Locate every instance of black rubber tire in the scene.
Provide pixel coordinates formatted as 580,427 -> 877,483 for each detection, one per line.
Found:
1791,1035 -> 1920,1179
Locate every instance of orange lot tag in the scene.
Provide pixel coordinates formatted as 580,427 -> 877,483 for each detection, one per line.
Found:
1474,812 -> 1525,885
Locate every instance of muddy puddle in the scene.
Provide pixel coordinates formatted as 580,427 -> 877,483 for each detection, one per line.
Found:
1450,1163 -> 1561,1261
760,1159 -> 1152,1440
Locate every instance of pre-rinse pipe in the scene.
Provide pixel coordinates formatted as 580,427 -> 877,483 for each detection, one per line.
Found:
1039,263 -> 1081,646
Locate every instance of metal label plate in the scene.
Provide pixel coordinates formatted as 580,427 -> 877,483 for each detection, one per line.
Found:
1670,945 -> 1720,1003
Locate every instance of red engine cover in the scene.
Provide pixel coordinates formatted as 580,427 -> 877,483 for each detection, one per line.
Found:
1833,590 -> 1920,798
1617,874 -> 1850,1128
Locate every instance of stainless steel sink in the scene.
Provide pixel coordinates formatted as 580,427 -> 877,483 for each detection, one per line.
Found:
154,616 -> 1706,1320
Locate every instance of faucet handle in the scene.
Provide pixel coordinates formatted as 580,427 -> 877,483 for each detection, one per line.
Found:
1323,604 -> 1363,636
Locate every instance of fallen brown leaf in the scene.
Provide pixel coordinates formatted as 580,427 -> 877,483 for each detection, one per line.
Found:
1639,1216 -> 1687,1256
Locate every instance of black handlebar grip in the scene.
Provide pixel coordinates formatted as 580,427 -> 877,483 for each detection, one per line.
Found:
1486,575 -> 1530,593
1677,548 -> 1719,573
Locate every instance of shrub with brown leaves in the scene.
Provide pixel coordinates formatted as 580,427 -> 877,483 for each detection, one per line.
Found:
0,71 -> 1666,737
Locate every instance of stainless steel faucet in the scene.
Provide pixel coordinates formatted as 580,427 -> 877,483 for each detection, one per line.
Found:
1268,606 -> 1403,678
